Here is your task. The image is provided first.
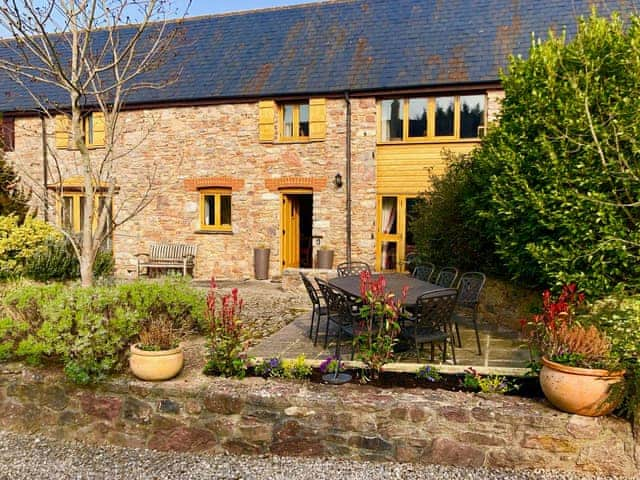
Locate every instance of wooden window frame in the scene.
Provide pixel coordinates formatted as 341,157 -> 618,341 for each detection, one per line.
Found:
279,102 -> 310,142
377,94 -> 486,143
1,116 -> 15,152
58,192 -> 111,233
199,188 -> 232,232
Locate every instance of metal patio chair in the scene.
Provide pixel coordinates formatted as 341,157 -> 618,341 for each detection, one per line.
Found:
400,288 -> 458,364
452,272 -> 486,355
412,263 -> 436,282
300,272 -> 327,346
434,267 -> 459,288
316,278 -> 359,359
336,261 -> 371,278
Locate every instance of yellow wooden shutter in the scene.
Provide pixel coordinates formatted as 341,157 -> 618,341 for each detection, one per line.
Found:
258,100 -> 275,143
91,112 -> 105,147
55,114 -> 71,149
309,98 -> 326,141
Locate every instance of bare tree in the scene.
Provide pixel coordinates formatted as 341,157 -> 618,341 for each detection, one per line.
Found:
0,0 -> 189,286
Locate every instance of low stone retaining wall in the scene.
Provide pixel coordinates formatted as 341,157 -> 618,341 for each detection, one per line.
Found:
0,365 -> 637,476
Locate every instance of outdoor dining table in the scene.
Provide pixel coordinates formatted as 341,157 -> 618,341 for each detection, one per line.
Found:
328,272 -> 445,308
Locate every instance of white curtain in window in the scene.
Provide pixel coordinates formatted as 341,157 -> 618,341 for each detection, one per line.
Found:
381,197 -> 397,269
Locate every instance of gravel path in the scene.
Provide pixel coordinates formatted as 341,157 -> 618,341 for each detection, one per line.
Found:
0,430 -> 630,480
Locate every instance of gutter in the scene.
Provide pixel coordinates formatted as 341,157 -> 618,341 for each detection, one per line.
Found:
345,91 -> 352,264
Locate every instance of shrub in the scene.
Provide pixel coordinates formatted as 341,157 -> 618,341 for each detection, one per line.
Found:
466,13 -> 640,296
0,215 -> 61,278
410,151 -> 501,274
0,278 -> 205,384
0,154 -> 29,221
203,278 -> 250,378
254,355 -> 312,380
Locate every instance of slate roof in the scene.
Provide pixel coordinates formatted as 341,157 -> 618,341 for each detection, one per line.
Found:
0,0 -> 636,112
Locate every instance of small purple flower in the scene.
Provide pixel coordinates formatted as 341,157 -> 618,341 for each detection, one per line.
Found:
269,357 -> 281,368
319,356 -> 334,373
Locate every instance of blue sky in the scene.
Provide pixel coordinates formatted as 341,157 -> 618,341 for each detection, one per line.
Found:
184,0 -> 324,16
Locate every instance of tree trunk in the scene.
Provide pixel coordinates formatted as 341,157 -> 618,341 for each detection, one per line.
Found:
80,254 -> 95,288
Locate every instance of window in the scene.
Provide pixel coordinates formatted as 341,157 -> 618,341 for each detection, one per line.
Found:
379,94 -> 486,141
280,103 -> 309,140
60,192 -> 111,233
199,189 -> 232,231
1,116 -> 14,152
55,112 -> 105,149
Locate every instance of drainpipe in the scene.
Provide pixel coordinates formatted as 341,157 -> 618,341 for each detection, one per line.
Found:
345,91 -> 352,265
40,113 -> 48,221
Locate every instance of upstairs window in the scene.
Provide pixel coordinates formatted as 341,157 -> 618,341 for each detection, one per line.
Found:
1,116 -> 14,152
199,188 -> 232,232
280,102 -> 309,140
55,112 -> 105,149
379,94 -> 486,141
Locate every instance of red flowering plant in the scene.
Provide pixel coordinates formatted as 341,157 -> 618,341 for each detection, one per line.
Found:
353,270 -> 407,381
203,277 -> 250,378
521,284 -> 618,370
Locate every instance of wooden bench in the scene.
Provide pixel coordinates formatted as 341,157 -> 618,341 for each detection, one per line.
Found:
135,243 -> 197,277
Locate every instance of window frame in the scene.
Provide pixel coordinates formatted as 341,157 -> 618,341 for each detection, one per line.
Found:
1,116 -> 15,152
199,188 -> 232,232
58,191 -> 111,234
279,102 -> 310,142
377,94 -> 486,143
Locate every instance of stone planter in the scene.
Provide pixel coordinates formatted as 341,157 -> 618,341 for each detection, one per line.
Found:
254,247 -> 270,280
129,344 -> 184,381
540,356 -> 625,417
316,249 -> 334,269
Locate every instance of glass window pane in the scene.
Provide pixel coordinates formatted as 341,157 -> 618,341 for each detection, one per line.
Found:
298,104 -> 309,137
381,241 -> 397,270
381,196 -> 397,234
435,96 -> 454,136
460,95 -> 485,138
408,98 -> 427,137
283,105 -> 294,137
220,195 -> 231,225
204,195 -> 215,226
381,99 -> 404,141
84,115 -> 94,144
79,196 -> 85,232
62,196 -> 73,230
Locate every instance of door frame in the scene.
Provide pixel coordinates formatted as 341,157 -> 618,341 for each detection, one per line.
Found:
280,188 -> 312,271
375,194 -> 417,272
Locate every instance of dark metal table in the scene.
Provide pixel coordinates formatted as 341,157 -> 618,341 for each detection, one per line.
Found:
328,273 -> 444,308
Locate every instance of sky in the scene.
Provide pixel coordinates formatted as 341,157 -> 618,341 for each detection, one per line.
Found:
184,0 -> 325,17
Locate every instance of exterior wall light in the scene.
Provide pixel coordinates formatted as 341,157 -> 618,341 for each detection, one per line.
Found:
333,173 -> 343,188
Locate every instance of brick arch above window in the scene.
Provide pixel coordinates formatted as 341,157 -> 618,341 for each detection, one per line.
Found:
183,176 -> 244,191
264,177 -> 327,192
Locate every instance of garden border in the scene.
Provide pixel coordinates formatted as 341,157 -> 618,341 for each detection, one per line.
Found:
0,364 -> 637,477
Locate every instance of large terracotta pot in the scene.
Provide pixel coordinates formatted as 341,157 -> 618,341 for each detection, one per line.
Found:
129,344 -> 184,381
539,357 -> 625,417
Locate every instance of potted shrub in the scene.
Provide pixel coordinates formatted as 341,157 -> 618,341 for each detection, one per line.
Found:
522,284 -> 625,416
316,245 -> 334,269
129,317 -> 184,381
254,245 -> 270,280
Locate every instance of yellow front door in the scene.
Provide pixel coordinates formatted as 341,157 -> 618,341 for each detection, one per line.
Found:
281,193 -> 301,269
375,195 -> 417,271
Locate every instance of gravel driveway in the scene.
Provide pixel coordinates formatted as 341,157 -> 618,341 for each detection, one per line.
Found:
0,430 -> 630,480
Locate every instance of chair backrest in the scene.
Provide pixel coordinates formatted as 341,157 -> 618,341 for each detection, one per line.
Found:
456,272 -> 486,308
336,261 -> 371,278
300,272 -> 320,306
315,278 -> 343,315
415,288 -> 458,331
412,263 -> 435,282
434,267 -> 459,288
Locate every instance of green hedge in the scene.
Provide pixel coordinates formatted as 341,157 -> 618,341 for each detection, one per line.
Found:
0,278 -> 205,384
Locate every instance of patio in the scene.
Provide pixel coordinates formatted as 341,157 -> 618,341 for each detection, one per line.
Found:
248,309 -> 531,372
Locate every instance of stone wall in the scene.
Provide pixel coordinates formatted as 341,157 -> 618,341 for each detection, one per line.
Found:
0,365 -> 636,476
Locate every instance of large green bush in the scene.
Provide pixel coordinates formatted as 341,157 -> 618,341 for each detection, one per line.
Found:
466,13 -> 640,295
0,278 -> 205,383
410,151 -> 503,274
0,215 -> 62,278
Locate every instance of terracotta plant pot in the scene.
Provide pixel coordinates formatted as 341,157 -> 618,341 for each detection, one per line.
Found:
539,357 -> 625,417
316,249 -> 334,269
129,344 -> 184,381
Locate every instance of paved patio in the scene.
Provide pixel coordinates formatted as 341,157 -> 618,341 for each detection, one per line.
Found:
249,310 -> 531,370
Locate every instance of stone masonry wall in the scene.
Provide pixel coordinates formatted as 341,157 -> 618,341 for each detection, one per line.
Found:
0,365 -> 636,477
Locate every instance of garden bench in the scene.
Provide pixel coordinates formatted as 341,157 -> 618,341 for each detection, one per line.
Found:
135,242 -> 197,277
